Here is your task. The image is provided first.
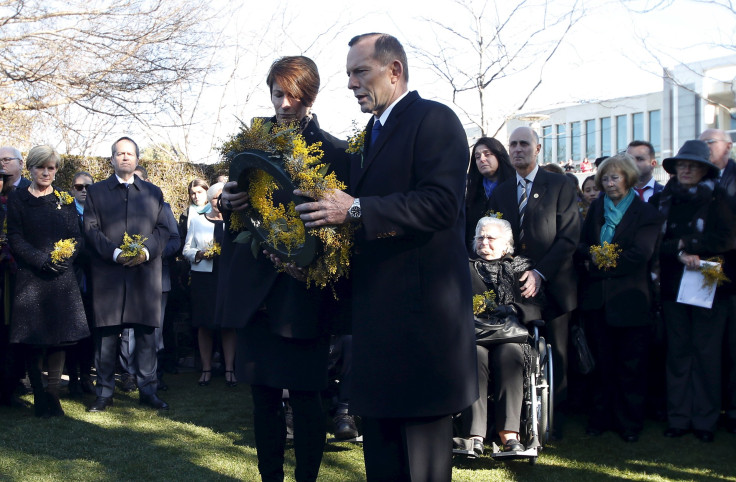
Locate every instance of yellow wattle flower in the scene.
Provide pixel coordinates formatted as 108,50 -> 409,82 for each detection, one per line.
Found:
119,232 -> 148,258
51,238 -> 76,263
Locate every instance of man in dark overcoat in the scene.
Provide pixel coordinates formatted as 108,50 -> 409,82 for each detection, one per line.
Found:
84,136 -> 171,412
296,33 -> 477,481
488,126 -> 581,436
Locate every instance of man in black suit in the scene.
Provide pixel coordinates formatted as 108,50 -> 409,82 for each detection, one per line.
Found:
627,140 -> 664,202
296,33 -> 477,480
488,126 -> 580,436
84,136 -> 171,412
0,147 -> 30,189
699,127 -> 736,433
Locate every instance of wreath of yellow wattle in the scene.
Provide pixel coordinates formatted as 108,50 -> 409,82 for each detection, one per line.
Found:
219,117 -> 355,291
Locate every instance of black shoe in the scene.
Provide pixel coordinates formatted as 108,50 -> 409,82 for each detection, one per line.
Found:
725,418 -> 736,434
198,370 -> 211,387
333,412 -> 359,440
503,439 -> 525,452
663,427 -> 689,437
33,389 -> 49,418
620,430 -> 639,443
139,393 -> 169,410
694,430 -> 714,442
121,375 -> 137,392
225,370 -> 237,388
88,396 -> 114,412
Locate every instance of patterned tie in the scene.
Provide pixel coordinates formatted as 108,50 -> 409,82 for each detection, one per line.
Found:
370,120 -> 382,149
634,186 -> 650,200
518,178 -> 529,241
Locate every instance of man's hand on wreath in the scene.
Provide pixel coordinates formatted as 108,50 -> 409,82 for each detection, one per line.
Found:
221,181 -> 249,211
294,188 -> 353,228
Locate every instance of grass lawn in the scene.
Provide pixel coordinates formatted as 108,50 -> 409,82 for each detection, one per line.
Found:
1,371 -> 735,481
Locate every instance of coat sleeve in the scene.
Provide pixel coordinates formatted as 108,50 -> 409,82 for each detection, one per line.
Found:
83,185 -> 118,261
6,192 -> 47,269
140,187 -> 169,259
535,177 -> 581,280
359,104 -> 469,240
161,203 -> 181,258
182,218 -> 199,263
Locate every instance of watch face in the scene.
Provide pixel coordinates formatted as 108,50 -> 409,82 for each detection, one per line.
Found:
349,205 -> 361,218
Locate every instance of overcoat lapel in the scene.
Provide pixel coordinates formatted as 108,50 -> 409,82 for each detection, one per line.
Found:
350,91 -> 418,191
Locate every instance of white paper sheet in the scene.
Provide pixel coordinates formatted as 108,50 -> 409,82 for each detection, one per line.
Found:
676,261 -> 720,309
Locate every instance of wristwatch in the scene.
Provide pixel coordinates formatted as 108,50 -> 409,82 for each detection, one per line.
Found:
348,198 -> 361,220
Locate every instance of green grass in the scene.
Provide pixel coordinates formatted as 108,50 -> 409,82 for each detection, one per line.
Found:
1,372 -> 735,481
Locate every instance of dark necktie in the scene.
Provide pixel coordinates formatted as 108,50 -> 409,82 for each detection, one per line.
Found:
518,178 -> 530,241
370,120 -> 382,149
634,186 -> 650,200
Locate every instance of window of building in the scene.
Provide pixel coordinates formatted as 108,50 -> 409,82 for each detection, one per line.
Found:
616,115 -> 627,152
542,126 -> 553,164
556,124 -> 566,162
632,112 -> 644,141
585,119 -> 596,159
571,121 -> 581,161
649,110 -> 661,155
601,117 -> 611,156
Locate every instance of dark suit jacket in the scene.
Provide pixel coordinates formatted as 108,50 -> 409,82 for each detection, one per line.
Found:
578,195 -> 664,326
216,115 -> 349,338
160,203 -> 180,293
347,91 -> 477,418
83,175 -> 169,328
15,177 -> 31,190
489,167 -> 580,317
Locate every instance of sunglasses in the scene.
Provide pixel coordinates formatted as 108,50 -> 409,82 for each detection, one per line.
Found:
73,184 -> 91,191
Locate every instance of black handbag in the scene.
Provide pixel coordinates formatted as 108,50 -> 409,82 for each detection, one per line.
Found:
474,313 -> 528,346
570,323 -> 595,375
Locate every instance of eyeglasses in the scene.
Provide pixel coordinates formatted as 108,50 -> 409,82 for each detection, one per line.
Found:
73,184 -> 91,191
0,157 -> 20,164
702,138 -> 728,145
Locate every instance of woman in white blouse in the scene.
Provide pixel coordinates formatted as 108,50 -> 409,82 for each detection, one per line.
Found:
183,182 -> 236,386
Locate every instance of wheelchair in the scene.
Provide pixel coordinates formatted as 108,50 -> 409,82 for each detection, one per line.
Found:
453,320 -> 553,465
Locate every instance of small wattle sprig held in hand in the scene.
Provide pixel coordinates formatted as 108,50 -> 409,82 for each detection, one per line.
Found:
203,241 -> 221,258
483,210 -> 503,219
119,232 -> 148,258
589,241 -> 621,270
472,289 -> 498,316
54,190 -> 74,209
51,238 -> 76,263
700,257 -> 730,289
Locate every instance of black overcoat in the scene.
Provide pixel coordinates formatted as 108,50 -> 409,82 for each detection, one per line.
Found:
578,195 -> 664,326
83,175 -> 169,328
347,91 -> 478,418
489,168 -> 581,318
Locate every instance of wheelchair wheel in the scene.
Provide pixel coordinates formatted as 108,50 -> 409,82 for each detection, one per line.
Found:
537,337 -> 550,444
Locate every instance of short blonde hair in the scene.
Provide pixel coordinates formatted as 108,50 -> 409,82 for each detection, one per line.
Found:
595,153 -> 639,191
25,145 -> 61,170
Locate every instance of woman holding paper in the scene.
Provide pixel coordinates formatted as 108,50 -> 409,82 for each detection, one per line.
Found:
577,153 -> 663,442
650,140 -> 734,442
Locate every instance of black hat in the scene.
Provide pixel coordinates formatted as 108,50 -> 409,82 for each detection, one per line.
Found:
662,140 -> 719,179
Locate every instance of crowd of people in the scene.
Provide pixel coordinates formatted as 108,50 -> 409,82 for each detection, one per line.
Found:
0,31 -> 735,482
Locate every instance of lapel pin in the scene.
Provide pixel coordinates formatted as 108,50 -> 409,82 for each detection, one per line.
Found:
533,193 -> 539,199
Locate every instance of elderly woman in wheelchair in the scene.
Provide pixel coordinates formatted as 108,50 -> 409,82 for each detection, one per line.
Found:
460,216 -> 544,456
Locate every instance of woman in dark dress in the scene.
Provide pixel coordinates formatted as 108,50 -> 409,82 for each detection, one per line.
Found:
464,137 -> 514,253
182,182 -> 235,386
577,154 -> 663,442
650,140 -> 734,442
463,216 -> 542,455
7,145 -> 89,417
217,56 -> 349,481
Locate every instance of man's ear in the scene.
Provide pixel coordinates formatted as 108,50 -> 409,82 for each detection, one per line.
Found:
389,60 -> 404,83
